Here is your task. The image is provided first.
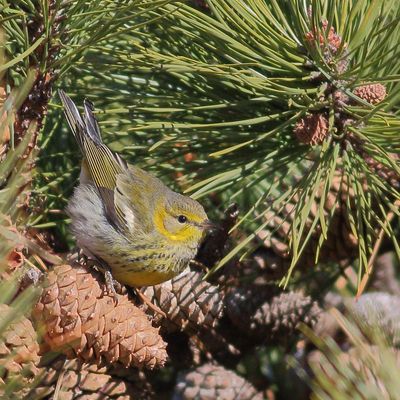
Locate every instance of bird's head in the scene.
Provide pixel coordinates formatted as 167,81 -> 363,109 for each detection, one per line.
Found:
153,192 -> 212,247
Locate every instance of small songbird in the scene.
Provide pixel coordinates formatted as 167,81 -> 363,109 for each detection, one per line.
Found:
59,90 -> 211,290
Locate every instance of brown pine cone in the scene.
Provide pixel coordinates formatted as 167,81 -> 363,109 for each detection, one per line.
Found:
259,171 -> 359,268
221,247 -> 289,288
312,292 -> 343,340
191,0 -> 209,10
369,252 -> 400,295
346,292 -> 400,346
33,263 -> 167,369
142,269 -> 223,334
224,286 -> 271,333
0,304 -> 40,396
348,131 -> 400,189
225,288 -> 321,343
30,358 -> 154,400
253,292 -> 321,339
174,363 -> 263,400
196,203 -> 239,269
250,247 -> 289,281
195,324 -> 242,365
305,20 -> 344,57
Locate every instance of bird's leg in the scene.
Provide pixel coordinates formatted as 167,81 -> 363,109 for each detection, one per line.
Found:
189,259 -> 210,274
82,256 -> 164,316
103,269 -> 118,298
68,248 -> 84,263
128,287 -> 167,318
78,249 -> 88,264
137,289 -> 167,318
87,257 -> 122,301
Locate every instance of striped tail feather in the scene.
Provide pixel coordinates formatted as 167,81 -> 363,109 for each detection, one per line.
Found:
83,98 -> 102,145
58,89 -> 87,152
59,90 -> 102,145
59,90 -> 128,232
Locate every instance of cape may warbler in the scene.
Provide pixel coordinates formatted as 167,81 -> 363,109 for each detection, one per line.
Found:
59,90 -> 211,287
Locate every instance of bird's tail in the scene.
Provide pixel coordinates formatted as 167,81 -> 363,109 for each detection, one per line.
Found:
58,89 -> 103,150
59,88 -> 128,186
59,90 -> 129,231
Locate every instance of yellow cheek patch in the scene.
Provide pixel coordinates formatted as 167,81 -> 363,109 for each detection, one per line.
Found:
153,204 -> 187,242
153,202 -> 202,242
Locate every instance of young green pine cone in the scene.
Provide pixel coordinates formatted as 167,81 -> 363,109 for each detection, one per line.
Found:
33,263 -> 167,369
0,304 -> 41,397
293,113 -> 329,145
174,363 -> 263,400
353,83 -> 387,105
142,269 -> 223,334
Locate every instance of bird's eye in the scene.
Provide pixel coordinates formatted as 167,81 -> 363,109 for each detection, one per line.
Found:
177,215 -> 187,224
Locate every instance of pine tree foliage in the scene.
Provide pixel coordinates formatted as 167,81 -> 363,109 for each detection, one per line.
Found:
47,0 -> 400,284
1,1 -> 400,398
1,0 -> 173,235
0,74 -> 42,397
0,1 -> 174,396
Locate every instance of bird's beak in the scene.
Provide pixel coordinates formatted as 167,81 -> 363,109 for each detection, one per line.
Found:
201,220 -> 217,231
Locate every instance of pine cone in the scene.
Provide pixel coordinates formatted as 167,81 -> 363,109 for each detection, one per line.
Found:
253,292 -> 321,339
353,83 -> 386,105
0,304 -> 40,396
346,292 -> 400,346
196,324 -> 242,365
259,171 -> 359,268
224,286 -> 270,333
173,363 -> 263,400
369,252 -> 400,295
225,288 -> 321,343
191,0 -> 209,11
223,247 -> 289,285
305,20 -> 344,56
142,269 -> 223,334
14,1 -> 63,142
312,292 -> 343,340
33,263 -> 167,369
30,358 -> 154,400
196,203 -> 239,269
293,113 -> 329,145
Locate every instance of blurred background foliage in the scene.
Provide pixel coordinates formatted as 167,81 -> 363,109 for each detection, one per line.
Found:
1,0 -> 400,398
